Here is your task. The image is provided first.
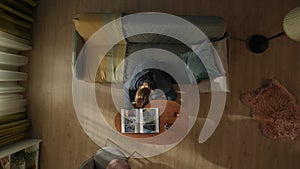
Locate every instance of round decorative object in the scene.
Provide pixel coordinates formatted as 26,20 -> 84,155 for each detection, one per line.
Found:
246,34 -> 269,54
283,6 -> 300,42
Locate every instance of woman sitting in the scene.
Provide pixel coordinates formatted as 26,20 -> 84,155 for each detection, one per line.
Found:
124,63 -> 177,108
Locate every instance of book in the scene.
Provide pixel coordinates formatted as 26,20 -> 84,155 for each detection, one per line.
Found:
121,108 -> 159,134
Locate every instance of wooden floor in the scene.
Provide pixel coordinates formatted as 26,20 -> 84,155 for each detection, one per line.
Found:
24,0 -> 300,169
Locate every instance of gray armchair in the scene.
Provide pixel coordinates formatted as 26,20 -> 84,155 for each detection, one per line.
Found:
79,147 -> 131,169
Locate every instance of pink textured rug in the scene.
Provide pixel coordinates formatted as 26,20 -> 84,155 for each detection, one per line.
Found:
241,79 -> 300,140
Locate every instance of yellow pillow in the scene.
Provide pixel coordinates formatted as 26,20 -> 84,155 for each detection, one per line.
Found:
73,13 -> 127,83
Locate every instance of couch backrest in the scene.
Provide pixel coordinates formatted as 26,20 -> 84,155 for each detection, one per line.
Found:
123,15 -> 227,43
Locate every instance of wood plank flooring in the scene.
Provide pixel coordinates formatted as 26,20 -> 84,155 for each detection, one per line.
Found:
24,0 -> 300,168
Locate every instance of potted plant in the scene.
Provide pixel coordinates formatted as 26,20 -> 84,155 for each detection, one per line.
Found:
11,150 -> 37,169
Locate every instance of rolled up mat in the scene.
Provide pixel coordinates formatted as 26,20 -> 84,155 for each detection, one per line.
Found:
0,129 -> 27,143
0,119 -> 30,136
0,129 -> 26,141
0,132 -> 27,147
0,119 -> 29,130
0,113 -> 26,124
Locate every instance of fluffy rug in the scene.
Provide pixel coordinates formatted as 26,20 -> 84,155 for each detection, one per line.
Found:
241,79 -> 300,140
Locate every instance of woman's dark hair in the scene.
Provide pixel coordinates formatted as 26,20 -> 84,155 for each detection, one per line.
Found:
135,88 -> 151,108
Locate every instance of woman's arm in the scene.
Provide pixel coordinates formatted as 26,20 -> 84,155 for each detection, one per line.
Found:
123,83 -> 139,109
123,81 -> 135,109
165,87 -> 177,101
